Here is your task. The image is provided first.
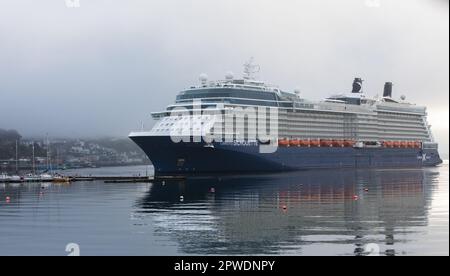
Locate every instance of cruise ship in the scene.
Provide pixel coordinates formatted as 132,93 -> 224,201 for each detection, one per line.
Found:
130,61 -> 442,176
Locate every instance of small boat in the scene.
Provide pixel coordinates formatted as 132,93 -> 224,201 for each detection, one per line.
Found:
289,139 -> 300,147
320,139 -> 333,147
400,141 -> 408,148
414,141 -> 422,149
24,174 -> 41,182
332,140 -> 344,148
309,139 -> 320,147
40,174 -> 53,182
407,141 -> 416,148
278,139 -> 290,147
383,141 -> 394,148
52,176 -> 71,183
393,141 -> 401,148
343,140 -> 355,147
0,173 -> 11,182
299,140 -> 310,147
9,175 -> 23,183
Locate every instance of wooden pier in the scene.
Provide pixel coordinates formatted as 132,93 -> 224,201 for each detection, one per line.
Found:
0,176 -> 154,184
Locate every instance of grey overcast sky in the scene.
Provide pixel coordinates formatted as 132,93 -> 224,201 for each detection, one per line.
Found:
0,0 -> 448,156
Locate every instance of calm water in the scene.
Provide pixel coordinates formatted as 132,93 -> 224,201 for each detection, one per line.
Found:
0,164 -> 448,256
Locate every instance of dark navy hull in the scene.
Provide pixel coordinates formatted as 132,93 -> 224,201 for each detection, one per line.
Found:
130,136 -> 443,176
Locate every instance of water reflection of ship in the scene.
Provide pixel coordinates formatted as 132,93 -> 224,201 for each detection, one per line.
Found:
136,168 -> 439,255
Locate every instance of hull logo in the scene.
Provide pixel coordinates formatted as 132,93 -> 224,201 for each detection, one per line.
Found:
418,153 -> 430,162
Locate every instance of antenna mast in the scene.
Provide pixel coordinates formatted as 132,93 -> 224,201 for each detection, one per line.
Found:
32,142 -> 36,175
15,140 -> 19,174
243,57 -> 260,80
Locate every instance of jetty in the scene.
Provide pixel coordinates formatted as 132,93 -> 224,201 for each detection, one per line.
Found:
0,175 -> 154,184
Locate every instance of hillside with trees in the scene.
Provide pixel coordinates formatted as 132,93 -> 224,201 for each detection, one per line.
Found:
0,129 -> 46,160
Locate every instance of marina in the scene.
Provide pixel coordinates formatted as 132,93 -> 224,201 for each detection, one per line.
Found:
0,173 -> 152,184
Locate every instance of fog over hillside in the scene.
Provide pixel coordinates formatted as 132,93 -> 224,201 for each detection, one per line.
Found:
0,0 -> 448,157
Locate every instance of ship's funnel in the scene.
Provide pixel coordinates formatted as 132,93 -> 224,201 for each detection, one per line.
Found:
352,78 -> 363,93
383,82 -> 393,98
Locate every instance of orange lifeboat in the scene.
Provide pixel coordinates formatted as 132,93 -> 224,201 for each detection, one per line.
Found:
407,141 -> 415,148
400,141 -> 408,148
343,140 -> 355,147
384,141 -> 394,148
278,139 -> 290,147
320,139 -> 333,147
332,140 -> 344,148
309,139 -> 320,147
393,141 -> 401,148
299,140 -> 310,147
414,141 -> 422,149
289,139 -> 300,147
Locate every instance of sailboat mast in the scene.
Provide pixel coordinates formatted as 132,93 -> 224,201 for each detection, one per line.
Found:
32,142 -> 36,175
47,135 -> 53,174
46,134 -> 50,172
15,140 -> 19,174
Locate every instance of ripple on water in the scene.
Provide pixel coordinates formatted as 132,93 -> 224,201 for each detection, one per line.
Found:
0,165 -> 448,255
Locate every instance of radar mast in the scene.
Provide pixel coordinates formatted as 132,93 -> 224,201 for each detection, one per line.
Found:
243,57 -> 260,80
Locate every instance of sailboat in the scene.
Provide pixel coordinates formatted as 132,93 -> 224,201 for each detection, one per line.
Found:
24,173 -> 40,182
0,173 -> 11,182
8,175 -> 22,183
0,173 -> 21,183
8,140 -> 23,182
39,173 -> 53,182
24,143 -> 40,182
52,175 -> 71,183
39,135 -> 54,182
